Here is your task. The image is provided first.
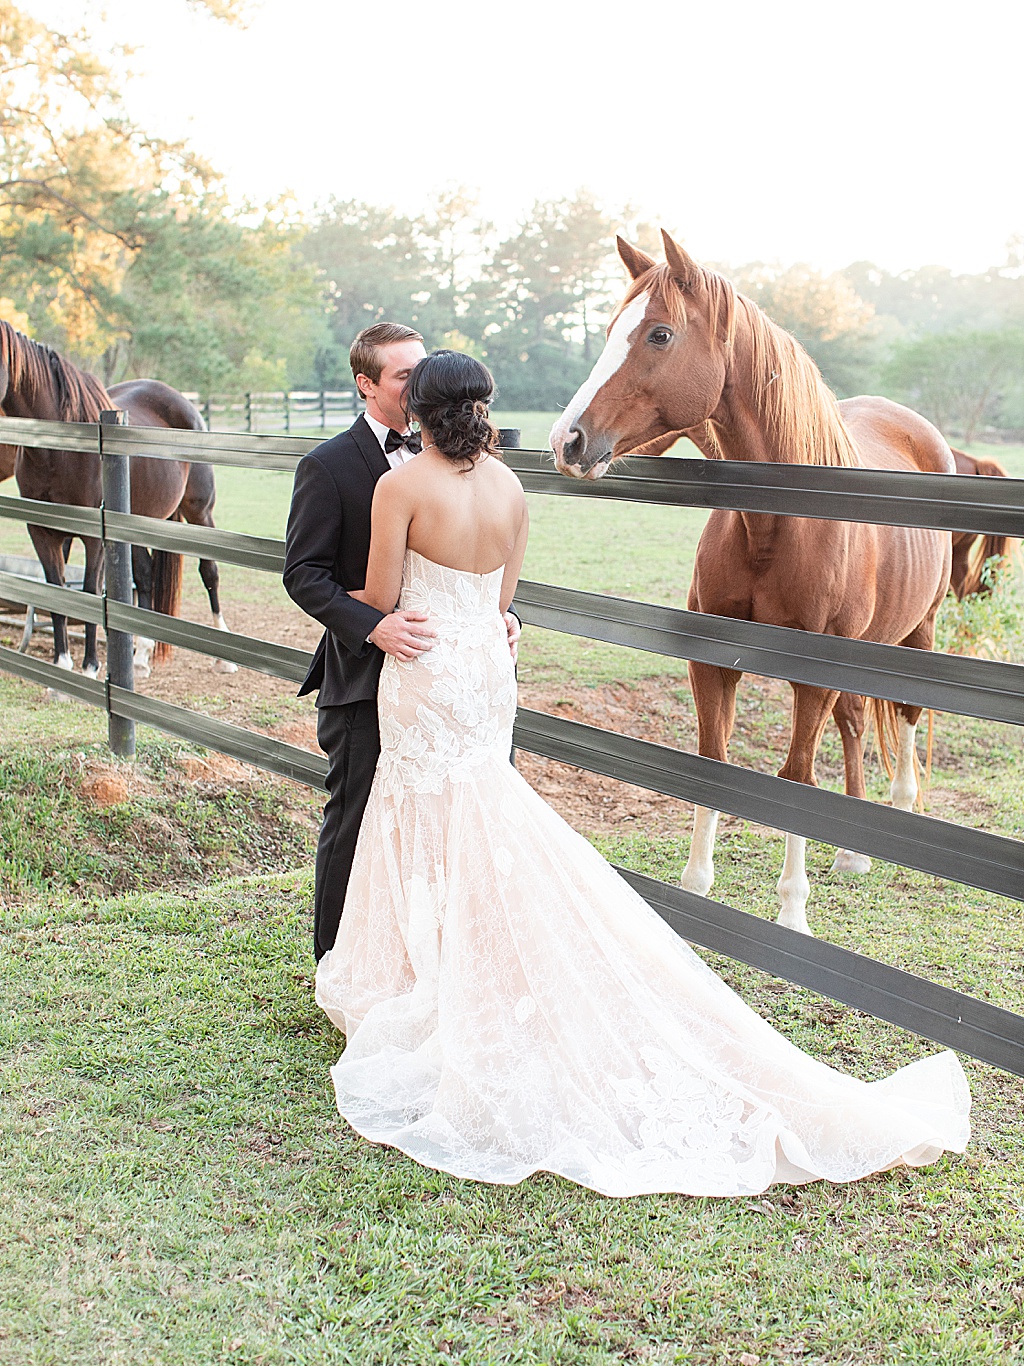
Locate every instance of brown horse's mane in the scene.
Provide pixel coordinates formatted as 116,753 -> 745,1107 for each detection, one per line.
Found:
0,320 -> 110,423
616,262 -> 859,468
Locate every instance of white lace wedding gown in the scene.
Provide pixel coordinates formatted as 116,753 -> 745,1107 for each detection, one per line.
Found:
315,550 -> 970,1197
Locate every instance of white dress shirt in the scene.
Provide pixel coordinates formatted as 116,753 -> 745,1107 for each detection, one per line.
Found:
363,412 -> 419,470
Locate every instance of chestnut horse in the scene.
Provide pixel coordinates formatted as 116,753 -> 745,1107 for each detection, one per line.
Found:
550,231 -> 954,935
948,448 -> 1013,598
0,321 -> 235,680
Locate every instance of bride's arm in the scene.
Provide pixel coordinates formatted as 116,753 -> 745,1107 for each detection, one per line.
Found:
499,500 -> 529,615
350,472 -> 413,612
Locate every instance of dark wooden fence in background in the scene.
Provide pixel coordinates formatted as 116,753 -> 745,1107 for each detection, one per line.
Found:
182,390 -> 360,433
1,415 -> 1022,1075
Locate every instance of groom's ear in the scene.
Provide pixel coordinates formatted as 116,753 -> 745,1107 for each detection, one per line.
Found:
355,372 -> 373,398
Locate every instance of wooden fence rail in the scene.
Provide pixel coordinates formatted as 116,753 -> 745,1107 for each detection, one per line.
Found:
1,415 -> 1022,1076
181,389 -> 360,433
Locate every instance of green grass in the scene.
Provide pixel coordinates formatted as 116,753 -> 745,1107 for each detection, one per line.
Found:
2,859 -> 1023,1366
0,677 -> 318,905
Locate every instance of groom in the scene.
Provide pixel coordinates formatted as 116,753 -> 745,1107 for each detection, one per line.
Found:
284,321 -> 521,961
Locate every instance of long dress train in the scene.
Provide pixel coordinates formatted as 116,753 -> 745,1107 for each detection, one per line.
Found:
314,550 -> 970,1198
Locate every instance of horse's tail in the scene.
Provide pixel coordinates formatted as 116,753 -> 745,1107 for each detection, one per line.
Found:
960,532 -> 1015,597
970,454 -> 1009,478
151,515 -> 183,663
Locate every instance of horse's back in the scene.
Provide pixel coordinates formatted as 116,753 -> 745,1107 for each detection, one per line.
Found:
108,379 -> 205,432
838,396 -> 956,475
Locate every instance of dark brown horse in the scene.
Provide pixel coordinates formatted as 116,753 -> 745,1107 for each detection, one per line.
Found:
0,322 -> 234,680
550,231 -> 954,935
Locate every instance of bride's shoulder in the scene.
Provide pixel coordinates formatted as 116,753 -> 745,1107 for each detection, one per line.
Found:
488,455 -> 525,494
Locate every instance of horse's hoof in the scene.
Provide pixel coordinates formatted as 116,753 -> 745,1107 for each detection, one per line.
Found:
82,663 -> 99,680
213,659 -> 238,674
680,868 -> 714,898
831,849 -> 872,875
778,913 -> 814,936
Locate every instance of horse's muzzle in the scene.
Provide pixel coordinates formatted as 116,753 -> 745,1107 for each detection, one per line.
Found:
553,428 -> 612,480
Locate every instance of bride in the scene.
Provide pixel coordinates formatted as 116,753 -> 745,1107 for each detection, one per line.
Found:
314,350 -> 970,1198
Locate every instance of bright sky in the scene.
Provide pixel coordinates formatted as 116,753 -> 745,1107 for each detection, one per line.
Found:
35,0 -> 1024,275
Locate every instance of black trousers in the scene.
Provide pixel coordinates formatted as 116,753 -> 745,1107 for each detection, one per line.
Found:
313,699 -> 380,962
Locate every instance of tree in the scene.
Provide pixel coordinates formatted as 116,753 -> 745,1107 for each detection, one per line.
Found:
298,198 -> 433,381
883,329 -> 1024,441
0,0 -> 319,392
116,197 -> 323,394
478,191 -> 618,407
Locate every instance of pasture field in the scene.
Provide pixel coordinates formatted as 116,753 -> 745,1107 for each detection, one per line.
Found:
1,432 -> 1022,1363
1,675 -> 1023,1366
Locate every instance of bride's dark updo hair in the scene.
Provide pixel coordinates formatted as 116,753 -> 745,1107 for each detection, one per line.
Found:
403,350 -> 501,469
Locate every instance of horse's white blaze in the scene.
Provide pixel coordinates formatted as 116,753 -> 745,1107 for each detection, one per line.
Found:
777,833 -> 812,935
680,805 -> 719,897
890,716 -> 918,811
549,292 -> 650,457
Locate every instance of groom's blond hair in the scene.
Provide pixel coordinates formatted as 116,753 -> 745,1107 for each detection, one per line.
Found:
350,322 -> 424,388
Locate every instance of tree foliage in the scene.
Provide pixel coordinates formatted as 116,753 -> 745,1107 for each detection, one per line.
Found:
0,0 -> 318,390
883,328 -> 1024,441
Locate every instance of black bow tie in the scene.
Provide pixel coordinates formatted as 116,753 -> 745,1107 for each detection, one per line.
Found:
384,428 -> 422,455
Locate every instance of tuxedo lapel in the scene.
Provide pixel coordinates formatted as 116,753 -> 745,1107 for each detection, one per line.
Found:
351,413 -> 390,481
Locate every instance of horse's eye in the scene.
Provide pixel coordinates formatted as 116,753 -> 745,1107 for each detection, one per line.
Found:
648,327 -> 673,346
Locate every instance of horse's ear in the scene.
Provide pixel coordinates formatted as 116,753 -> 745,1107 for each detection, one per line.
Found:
616,237 -> 656,281
661,230 -> 700,289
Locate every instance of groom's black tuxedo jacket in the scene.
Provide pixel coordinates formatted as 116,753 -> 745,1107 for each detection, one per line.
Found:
283,414 -> 390,708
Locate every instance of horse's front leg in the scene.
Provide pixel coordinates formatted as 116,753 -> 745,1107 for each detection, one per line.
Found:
27,525 -> 69,666
80,536 -> 104,678
131,545 -> 156,679
198,556 -> 237,674
681,661 -> 741,898
26,526 -> 73,694
830,691 -> 872,874
776,682 -> 840,935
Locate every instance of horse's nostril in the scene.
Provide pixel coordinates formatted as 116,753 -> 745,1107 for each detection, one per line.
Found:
563,429 -> 586,464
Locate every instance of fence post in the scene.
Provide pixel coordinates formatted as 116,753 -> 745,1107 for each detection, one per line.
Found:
284,390 -> 291,434
320,390 -> 326,429
100,409 -> 136,759
203,395 -> 212,429
245,392 -> 252,433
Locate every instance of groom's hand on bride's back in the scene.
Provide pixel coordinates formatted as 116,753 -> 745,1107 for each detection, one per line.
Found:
504,611 -> 521,664
370,611 -> 436,662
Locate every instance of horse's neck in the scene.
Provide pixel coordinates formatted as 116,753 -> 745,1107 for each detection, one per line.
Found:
705,384 -> 775,462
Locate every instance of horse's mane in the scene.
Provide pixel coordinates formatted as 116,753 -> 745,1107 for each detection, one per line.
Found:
0,320 -> 110,423
617,262 -> 859,469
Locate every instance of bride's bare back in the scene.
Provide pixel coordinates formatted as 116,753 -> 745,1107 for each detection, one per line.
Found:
360,446 -> 528,616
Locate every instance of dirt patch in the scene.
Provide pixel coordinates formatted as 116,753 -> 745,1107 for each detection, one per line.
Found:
177,752 -> 256,786
79,758 -> 158,808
